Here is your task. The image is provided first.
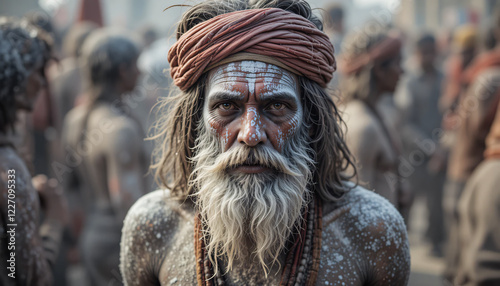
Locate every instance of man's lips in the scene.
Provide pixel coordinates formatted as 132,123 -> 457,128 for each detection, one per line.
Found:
230,164 -> 271,174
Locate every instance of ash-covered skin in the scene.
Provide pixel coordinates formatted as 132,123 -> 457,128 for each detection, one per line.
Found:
120,61 -> 410,285
120,184 -> 410,285
0,137 -> 55,285
203,61 -> 301,153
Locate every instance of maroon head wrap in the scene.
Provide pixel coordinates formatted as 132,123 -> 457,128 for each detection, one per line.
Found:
168,8 -> 336,91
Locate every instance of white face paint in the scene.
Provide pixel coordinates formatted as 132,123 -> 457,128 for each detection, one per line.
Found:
204,60 -> 302,153
190,61 -> 313,273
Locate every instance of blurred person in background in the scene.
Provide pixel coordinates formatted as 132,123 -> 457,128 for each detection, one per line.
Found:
440,25 -> 477,118
133,26 -> 166,134
133,33 -> 173,185
395,33 -> 446,257
0,17 -> 68,285
62,29 -> 148,285
324,3 -> 345,91
443,12 -> 500,283
137,25 -> 158,50
455,97 -> 500,286
339,27 -> 412,217
50,21 -> 98,133
324,3 -> 345,55
436,28 -> 454,67
47,21 -> 98,286
25,11 -> 59,177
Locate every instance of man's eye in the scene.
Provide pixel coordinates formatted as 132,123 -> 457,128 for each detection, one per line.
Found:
269,103 -> 285,110
219,103 -> 235,110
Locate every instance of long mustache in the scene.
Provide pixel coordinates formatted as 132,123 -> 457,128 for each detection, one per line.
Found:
203,145 -> 303,177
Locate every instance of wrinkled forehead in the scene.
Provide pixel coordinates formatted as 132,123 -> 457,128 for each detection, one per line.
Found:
206,61 -> 299,94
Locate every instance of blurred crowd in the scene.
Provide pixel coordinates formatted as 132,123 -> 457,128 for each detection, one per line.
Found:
2,0 -> 500,285
326,3 -> 500,285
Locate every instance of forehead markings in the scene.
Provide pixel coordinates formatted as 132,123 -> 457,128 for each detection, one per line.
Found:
206,61 -> 302,148
260,72 -> 298,100
207,84 -> 245,99
209,61 -> 298,98
208,65 -> 299,106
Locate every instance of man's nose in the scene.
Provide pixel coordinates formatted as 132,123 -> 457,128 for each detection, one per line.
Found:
237,107 -> 267,147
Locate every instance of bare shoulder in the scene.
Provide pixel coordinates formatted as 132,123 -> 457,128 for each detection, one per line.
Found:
325,184 -> 407,234
62,105 -> 88,142
121,189 -> 194,249
321,184 -> 410,285
123,189 -> 194,229
120,190 -> 194,285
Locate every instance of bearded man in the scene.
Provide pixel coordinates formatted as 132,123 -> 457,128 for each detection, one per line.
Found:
120,1 -> 410,285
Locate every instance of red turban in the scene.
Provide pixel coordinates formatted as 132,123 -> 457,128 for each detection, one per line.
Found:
168,8 -> 336,91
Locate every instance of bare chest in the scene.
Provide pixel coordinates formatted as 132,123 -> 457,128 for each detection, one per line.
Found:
157,224 -> 365,286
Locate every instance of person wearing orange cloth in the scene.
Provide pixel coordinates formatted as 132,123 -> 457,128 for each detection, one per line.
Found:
443,14 -> 500,283
50,22 -> 97,132
119,0 -> 410,285
454,98 -> 500,286
339,27 -> 411,214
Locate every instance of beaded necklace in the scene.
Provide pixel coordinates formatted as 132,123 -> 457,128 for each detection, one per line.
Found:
194,195 -> 323,286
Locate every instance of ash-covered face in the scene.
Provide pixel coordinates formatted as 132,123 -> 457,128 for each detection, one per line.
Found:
194,61 -> 313,272
204,61 -> 303,174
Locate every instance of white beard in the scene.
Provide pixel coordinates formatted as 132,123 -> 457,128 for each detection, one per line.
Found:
190,122 -> 315,273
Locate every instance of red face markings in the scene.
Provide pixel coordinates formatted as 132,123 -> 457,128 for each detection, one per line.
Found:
204,61 -> 302,153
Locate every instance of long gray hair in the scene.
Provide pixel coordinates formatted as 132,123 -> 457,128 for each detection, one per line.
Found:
151,0 -> 357,203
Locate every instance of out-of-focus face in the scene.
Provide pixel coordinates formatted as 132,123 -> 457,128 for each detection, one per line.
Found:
417,41 -> 437,70
204,61 -> 302,174
120,57 -> 140,92
375,53 -> 403,93
15,62 -> 46,111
